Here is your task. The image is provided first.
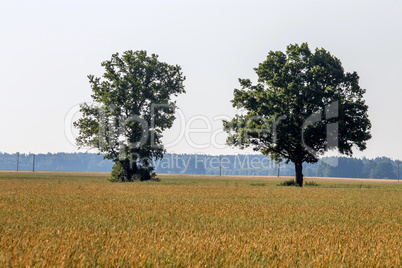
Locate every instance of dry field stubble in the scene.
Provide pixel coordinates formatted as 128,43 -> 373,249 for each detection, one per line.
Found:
0,172 -> 401,267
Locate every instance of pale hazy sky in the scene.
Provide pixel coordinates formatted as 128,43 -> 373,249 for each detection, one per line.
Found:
1,0 -> 402,159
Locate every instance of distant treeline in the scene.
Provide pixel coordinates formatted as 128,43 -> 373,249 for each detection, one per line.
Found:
0,152 -> 399,180
0,153 -> 113,172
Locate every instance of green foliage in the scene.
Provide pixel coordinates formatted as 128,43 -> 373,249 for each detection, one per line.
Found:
109,161 -> 129,182
277,179 -> 318,187
317,157 -> 364,178
1,153 -> 397,180
317,156 -> 397,179
250,183 -> 266,186
224,43 -> 371,186
109,161 -> 158,182
74,50 -> 185,181
277,180 -> 296,186
372,162 -> 395,179
304,181 -> 319,186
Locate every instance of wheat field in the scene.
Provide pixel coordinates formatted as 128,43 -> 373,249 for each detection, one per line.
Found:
0,172 -> 401,267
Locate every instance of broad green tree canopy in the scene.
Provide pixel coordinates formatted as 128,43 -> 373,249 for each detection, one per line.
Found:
74,50 -> 185,181
224,43 -> 371,186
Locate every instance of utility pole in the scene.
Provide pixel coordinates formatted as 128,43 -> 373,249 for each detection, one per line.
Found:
277,163 -> 280,177
32,154 -> 35,172
398,161 -> 400,182
16,152 -> 19,172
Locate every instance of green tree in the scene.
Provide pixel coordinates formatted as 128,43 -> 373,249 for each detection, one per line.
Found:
372,162 -> 395,179
223,43 -> 371,186
317,157 -> 364,178
74,50 -> 185,181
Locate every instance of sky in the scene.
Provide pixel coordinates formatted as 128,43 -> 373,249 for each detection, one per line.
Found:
1,0 -> 402,159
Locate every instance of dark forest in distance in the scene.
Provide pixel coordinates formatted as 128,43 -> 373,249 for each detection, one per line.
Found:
0,152 -> 398,180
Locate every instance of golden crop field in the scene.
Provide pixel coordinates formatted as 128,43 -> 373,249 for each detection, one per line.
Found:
0,172 -> 401,267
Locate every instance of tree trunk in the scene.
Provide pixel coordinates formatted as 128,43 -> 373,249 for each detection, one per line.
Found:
295,162 -> 303,187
